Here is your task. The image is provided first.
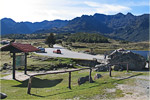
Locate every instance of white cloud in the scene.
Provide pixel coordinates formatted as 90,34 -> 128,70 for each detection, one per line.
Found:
0,0 -> 93,22
84,1 -> 131,14
0,0 -> 133,22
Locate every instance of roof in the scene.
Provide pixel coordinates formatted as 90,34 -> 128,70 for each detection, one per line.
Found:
1,43 -> 40,53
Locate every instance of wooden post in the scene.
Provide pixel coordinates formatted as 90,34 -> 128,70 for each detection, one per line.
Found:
109,65 -> 112,77
127,63 -> 129,72
13,53 -> 16,79
90,48 -> 93,54
24,53 -> 27,74
89,68 -> 92,83
68,72 -> 71,89
27,76 -> 33,94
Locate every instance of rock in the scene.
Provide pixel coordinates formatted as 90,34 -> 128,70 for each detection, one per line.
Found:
0,93 -> 7,99
94,73 -> 102,80
108,49 -> 146,71
95,64 -> 109,72
69,64 -> 73,67
147,87 -> 149,89
2,63 -> 12,70
78,77 -> 86,85
78,75 -> 91,85
3,63 -> 8,70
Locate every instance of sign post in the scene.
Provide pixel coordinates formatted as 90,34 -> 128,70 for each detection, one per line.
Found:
16,54 -> 27,74
16,55 -> 25,67
24,53 -> 27,74
13,53 -> 16,79
109,65 -> 112,77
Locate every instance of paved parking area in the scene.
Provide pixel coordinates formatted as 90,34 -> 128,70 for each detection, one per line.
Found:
36,45 -> 104,60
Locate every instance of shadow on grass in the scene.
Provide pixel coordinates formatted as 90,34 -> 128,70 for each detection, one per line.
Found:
13,77 -> 63,88
28,73 -> 143,97
116,73 -> 143,80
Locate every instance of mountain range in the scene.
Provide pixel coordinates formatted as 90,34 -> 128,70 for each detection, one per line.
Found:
1,12 -> 149,42
1,18 -> 68,34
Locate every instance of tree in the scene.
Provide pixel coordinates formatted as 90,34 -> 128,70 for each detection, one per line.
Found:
10,39 -> 15,43
45,33 -> 56,48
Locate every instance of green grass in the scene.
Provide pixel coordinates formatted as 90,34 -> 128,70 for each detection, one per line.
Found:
0,52 -> 79,71
1,70 -> 145,99
0,74 -> 10,78
69,41 -> 149,54
126,92 -> 133,95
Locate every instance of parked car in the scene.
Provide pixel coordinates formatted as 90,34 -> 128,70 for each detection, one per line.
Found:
36,47 -> 45,53
0,40 -> 10,45
53,49 -> 61,54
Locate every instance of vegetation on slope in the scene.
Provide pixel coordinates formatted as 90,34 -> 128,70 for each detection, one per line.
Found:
66,33 -> 109,43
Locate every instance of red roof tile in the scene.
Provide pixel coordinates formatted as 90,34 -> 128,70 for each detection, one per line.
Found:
1,43 -> 40,53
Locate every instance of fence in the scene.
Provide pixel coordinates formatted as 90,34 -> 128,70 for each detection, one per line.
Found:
108,62 -> 129,77
27,63 -> 129,94
27,68 -> 92,94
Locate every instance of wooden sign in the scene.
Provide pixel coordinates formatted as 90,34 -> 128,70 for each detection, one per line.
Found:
16,55 -> 25,67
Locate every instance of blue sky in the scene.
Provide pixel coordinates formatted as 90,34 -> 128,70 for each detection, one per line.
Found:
0,0 -> 149,22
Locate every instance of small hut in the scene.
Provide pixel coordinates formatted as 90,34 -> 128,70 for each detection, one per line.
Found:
1,43 -> 40,79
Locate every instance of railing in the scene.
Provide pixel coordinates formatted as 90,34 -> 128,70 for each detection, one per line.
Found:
27,63 -> 129,94
27,68 -> 92,94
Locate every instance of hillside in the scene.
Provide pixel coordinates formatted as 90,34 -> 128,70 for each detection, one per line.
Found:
35,13 -> 149,42
31,13 -> 150,42
1,18 -> 68,34
1,13 -> 149,42
66,33 -> 109,43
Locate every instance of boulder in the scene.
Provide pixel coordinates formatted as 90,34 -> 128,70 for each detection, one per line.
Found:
94,73 -> 102,80
108,49 -> 146,71
3,63 -> 8,70
0,93 -> 7,99
2,63 -> 12,70
78,75 -> 93,85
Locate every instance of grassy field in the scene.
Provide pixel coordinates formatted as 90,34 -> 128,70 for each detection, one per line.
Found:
1,70 -> 148,99
68,40 -> 149,54
1,38 -> 149,55
0,51 -> 78,71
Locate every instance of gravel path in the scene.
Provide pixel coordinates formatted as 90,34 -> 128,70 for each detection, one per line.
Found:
116,74 -> 150,100
0,71 -> 45,80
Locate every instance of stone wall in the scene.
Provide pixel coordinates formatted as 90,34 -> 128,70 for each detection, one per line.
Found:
108,49 -> 146,71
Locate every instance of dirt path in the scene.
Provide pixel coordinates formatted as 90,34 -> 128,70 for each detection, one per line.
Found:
0,71 -> 43,80
91,72 -> 150,100
116,74 -> 149,100
0,69 -> 70,81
